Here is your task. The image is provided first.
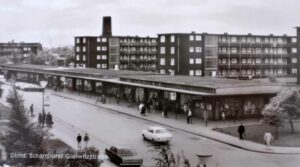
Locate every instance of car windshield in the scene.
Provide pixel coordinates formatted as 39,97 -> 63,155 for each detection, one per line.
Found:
156,129 -> 168,134
117,148 -> 137,156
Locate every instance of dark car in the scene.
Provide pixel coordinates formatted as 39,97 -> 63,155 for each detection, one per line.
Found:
105,146 -> 143,167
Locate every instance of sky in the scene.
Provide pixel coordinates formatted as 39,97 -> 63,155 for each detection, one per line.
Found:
0,0 -> 299,48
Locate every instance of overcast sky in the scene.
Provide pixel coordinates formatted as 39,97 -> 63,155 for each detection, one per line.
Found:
0,0 -> 299,47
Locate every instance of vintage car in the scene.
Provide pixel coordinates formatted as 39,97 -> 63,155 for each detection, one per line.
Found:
14,82 -> 44,92
105,146 -> 143,166
141,126 -> 173,143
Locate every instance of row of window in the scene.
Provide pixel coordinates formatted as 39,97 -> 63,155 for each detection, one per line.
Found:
219,47 -> 296,54
120,64 -> 156,69
120,38 -> 156,44
160,46 -> 202,54
218,58 -> 290,64
120,55 -> 156,60
76,37 -> 107,44
120,47 -> 157,52
219,68 -> 289,76
219,36 -> 296,44
160,34 -> 202,43
160,58 -> 202,66
96,64 -> 107,69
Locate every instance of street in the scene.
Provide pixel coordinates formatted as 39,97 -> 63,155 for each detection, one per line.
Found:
1,84 -> 300,167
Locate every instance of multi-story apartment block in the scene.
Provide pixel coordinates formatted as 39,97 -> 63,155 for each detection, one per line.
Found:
157,33 -> 204,76
0,42 -> 42,64
75,17 -> 157,71
157,33 -> 298,77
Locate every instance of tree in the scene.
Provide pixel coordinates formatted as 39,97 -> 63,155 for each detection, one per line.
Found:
4,87 -> 45,165
262,87 -> 300,135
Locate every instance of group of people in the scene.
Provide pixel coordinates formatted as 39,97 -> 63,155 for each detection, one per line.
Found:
238,123 -> 274,148
76,133 -> 90,150
38,111 -> 53,128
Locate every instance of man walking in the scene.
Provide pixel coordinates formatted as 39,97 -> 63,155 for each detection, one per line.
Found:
237,123 -> 245,140
264,132 -> 274,148
30,104 -> 34,117
77,133 -> 82,150
187,109 -> 192,124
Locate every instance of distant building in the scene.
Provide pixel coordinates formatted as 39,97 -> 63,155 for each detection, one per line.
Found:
157,32 -> 298,78
0,41 -> 42,64
75,16 -> 299,78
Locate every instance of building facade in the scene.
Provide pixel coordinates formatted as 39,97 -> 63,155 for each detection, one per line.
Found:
157,33 -> 298,77
0,42 -> 42,64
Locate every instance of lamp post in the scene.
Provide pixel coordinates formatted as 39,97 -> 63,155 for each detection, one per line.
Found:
39,81 -> 48,114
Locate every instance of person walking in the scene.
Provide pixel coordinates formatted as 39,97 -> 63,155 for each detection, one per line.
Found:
46,112 -> 53,128
101,94 -> 106,104
38,113 -> 43,126
221,111 -> 226,121
116,93 -> 120,104
30,104 -> 34,117
237,123 -> 245,140
95,94 -> 102,104
264,132 -> 274,148
203,110 -> 208,127
187,109 -> 192,124
83,133 -> 90,149
77,133 -> 82,150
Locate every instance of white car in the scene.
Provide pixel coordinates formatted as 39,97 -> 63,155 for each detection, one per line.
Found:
14,82 -> 44,92
142,126 -> 173,143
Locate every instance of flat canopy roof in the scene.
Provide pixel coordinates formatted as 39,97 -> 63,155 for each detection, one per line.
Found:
120,75 -> 295,89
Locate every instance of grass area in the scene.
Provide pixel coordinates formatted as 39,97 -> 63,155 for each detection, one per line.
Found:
214,121 -> 300,147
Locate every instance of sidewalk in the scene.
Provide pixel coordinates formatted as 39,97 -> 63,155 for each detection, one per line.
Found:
50,89 -> 300,154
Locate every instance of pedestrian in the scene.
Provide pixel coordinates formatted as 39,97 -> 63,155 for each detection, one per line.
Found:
237,123 -> 245,140
95,94 -> 101,104
38,113 -> 43,126
187,109 -> 192,124
221,111 -> 226,121
116,93 -> 120,104
83,133 -> 90,149
203,110 -> 208,127
101,94 -> 106,104
77,133 -> 82,150
46,112 -> 53,128
30,104 -> 34,117
41,112 -> 46,127
264,132 -> 274,148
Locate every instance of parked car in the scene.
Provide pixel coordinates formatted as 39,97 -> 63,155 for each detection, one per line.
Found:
142,126 -> 173,143
105,146 -> 143,167
14,82 -> 44,92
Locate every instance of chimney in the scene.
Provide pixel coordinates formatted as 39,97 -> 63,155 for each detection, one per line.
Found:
102,16 -> 112,36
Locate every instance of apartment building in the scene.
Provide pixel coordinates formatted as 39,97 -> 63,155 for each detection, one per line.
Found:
157,32 -> 298,77
0,42 -> 42,64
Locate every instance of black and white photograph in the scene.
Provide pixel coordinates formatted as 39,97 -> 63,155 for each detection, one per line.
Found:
0,0 -> 300,166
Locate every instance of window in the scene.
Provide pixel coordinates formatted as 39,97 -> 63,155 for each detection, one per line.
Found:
97,46 -> 101,51
247,48 -> 252,53
255,48 -> 261,53
247,58 -> 252,64
170,58 -> 175,66
242,58 -> 246,64
256,69 -> 261,74
278,58 -> 283,64
189,70 -> 194,76
97,38 -> 101,42
76,46 -> 80,52
264,48 -> 269,53
231,58 -> 237,64
160,36 -> 165,43
189,58 -> 194,64
97,64 -> 101,68
170,47 -> 175,54
102,55 -> 107,60
196,35 -> 202,41
241,37 -> 246,42
189,47 -> 194,53
292,48 -> 297,53
83,38 -> 86,43
222,58 -> 227,64
264,58 -> 269,64
292,68 -> 297,74
170,35 -> 175,42
76,55 -> 80,60
231,48 -> 237,53
97,55 -> 100,60
189,35 -> 194,41
160,47 -> 165,54
242,48 -> 246,53
195,70 -> 202,76
82,46 -> 86,52
255,37 -> 261,43
255,58 -> 261,64
102,38 -> 107,42
195,47 -> 202,53
102,64 -> 107,68
195,58 -> 202,64
76,38 -> 80,44
82,55 -> 86,61
292,38 -> 297,43
292,58 -> 297,63
102,46 -> 107,51
160,69 -> 166,74
231,37 -> 237,42
277,38 -> 283,43
160,58 -> 165,65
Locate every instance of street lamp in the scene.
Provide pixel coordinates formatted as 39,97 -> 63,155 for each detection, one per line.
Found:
39,81 -> 48,114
